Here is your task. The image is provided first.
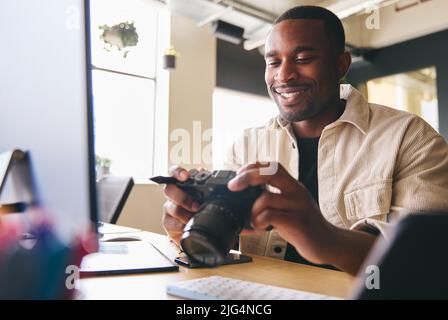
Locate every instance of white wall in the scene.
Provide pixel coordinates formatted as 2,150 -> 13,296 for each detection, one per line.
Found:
344,0 -> 448,49
118,13 -> 216,233
168,14 -> 215,172
117,183 -> 166,234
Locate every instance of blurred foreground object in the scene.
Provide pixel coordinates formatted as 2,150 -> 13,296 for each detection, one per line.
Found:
353,213 -> 448,299
0,210 -> 96,299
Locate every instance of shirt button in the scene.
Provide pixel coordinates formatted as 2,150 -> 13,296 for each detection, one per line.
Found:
274,246 -> 282,254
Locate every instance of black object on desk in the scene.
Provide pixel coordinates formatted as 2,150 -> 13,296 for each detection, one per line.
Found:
353,213 -> 448,299
175,252 -> 253,269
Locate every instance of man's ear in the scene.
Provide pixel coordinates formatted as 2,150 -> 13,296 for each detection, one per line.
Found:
337,52 -> 352,80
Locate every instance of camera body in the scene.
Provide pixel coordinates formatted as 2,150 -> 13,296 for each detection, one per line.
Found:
151,169 -> 263,267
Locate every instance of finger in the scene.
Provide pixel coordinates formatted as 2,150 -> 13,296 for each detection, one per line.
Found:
168,165 -> 190,181
163,201 -> 194,225
237,162 -> 312,194
251,191 -> 303,215
162,213 -> 185,233
251,208 -> 288,231
237,162 -> 271,174
240,229 -> 266,236
164,184 -> 200,211
228,164 -> 298,193
162,214 -> 184,243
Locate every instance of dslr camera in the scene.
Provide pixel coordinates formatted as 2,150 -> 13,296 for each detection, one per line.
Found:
151,169 -> 263,267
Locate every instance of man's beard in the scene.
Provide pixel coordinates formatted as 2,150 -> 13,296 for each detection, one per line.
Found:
277,102 -> 321,122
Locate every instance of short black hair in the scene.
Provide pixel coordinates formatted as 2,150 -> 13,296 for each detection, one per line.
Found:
274,6 -> 345,55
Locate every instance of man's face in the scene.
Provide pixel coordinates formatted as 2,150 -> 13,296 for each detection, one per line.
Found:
264,19 -> 341,122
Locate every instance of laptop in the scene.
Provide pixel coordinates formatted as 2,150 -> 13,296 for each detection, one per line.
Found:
97,176 -> 134,225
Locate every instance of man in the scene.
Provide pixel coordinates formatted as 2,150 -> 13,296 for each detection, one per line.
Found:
162,6 -> 448,275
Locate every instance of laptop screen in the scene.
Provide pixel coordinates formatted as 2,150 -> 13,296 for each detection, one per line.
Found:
97,176 -> 134,224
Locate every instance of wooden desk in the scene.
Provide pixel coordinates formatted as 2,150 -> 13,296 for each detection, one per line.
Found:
79,231 -> 356,300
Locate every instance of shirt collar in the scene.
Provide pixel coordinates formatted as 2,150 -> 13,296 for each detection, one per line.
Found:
272,84 -> 369,135
335,84 -> 369,134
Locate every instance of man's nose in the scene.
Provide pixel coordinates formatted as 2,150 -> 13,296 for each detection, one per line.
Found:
274,61 -> 298,83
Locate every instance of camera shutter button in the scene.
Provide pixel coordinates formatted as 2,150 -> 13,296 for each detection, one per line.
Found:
195,171 -> 211,184
189,169 -> 198,178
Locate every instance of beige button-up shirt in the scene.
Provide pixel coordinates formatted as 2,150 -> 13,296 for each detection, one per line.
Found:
223,84 -> 448,259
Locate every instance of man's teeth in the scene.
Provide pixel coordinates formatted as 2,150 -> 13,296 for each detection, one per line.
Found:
277,89 -> 308,98
280,92 -> 300,98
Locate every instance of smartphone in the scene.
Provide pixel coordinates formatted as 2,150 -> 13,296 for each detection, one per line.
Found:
175,252 -> 253,268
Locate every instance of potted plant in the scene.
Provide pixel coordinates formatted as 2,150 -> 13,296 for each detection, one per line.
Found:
95,155 -> 112,179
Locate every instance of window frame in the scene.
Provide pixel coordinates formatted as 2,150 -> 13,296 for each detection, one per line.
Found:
346,29 -> 448,140
89,1 -> 170,181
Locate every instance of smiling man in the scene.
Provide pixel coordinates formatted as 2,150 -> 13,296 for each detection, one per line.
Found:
265,17 -> 347,129
162,6 -> 448,275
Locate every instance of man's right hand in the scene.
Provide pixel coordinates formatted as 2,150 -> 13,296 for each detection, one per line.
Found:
162,166 -> 201,245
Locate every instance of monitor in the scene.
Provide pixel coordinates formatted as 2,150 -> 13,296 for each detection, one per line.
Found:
0,0 -> 97,242
0,0 -> 180,276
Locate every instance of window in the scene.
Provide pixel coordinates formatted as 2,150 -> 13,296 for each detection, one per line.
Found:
212,88 -> 278,169
365,67 -> 439,132
90,0 -> 164,178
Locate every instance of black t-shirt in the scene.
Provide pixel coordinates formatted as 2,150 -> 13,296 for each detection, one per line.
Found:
296,136 -> 320,203
284,136 -> 319,264
283,136 -> 338,270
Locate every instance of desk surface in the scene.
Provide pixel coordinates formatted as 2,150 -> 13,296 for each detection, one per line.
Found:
79,231 -> 356,300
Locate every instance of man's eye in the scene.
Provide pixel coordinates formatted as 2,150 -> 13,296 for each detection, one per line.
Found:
267,61 -> 280,66
295,57 -> 314,63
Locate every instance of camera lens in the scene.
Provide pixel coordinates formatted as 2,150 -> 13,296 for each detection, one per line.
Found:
180,199 -> 242,267
181,231 -> 224,266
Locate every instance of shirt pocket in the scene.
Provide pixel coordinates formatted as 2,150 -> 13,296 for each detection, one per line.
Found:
343,180 -> 392,221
